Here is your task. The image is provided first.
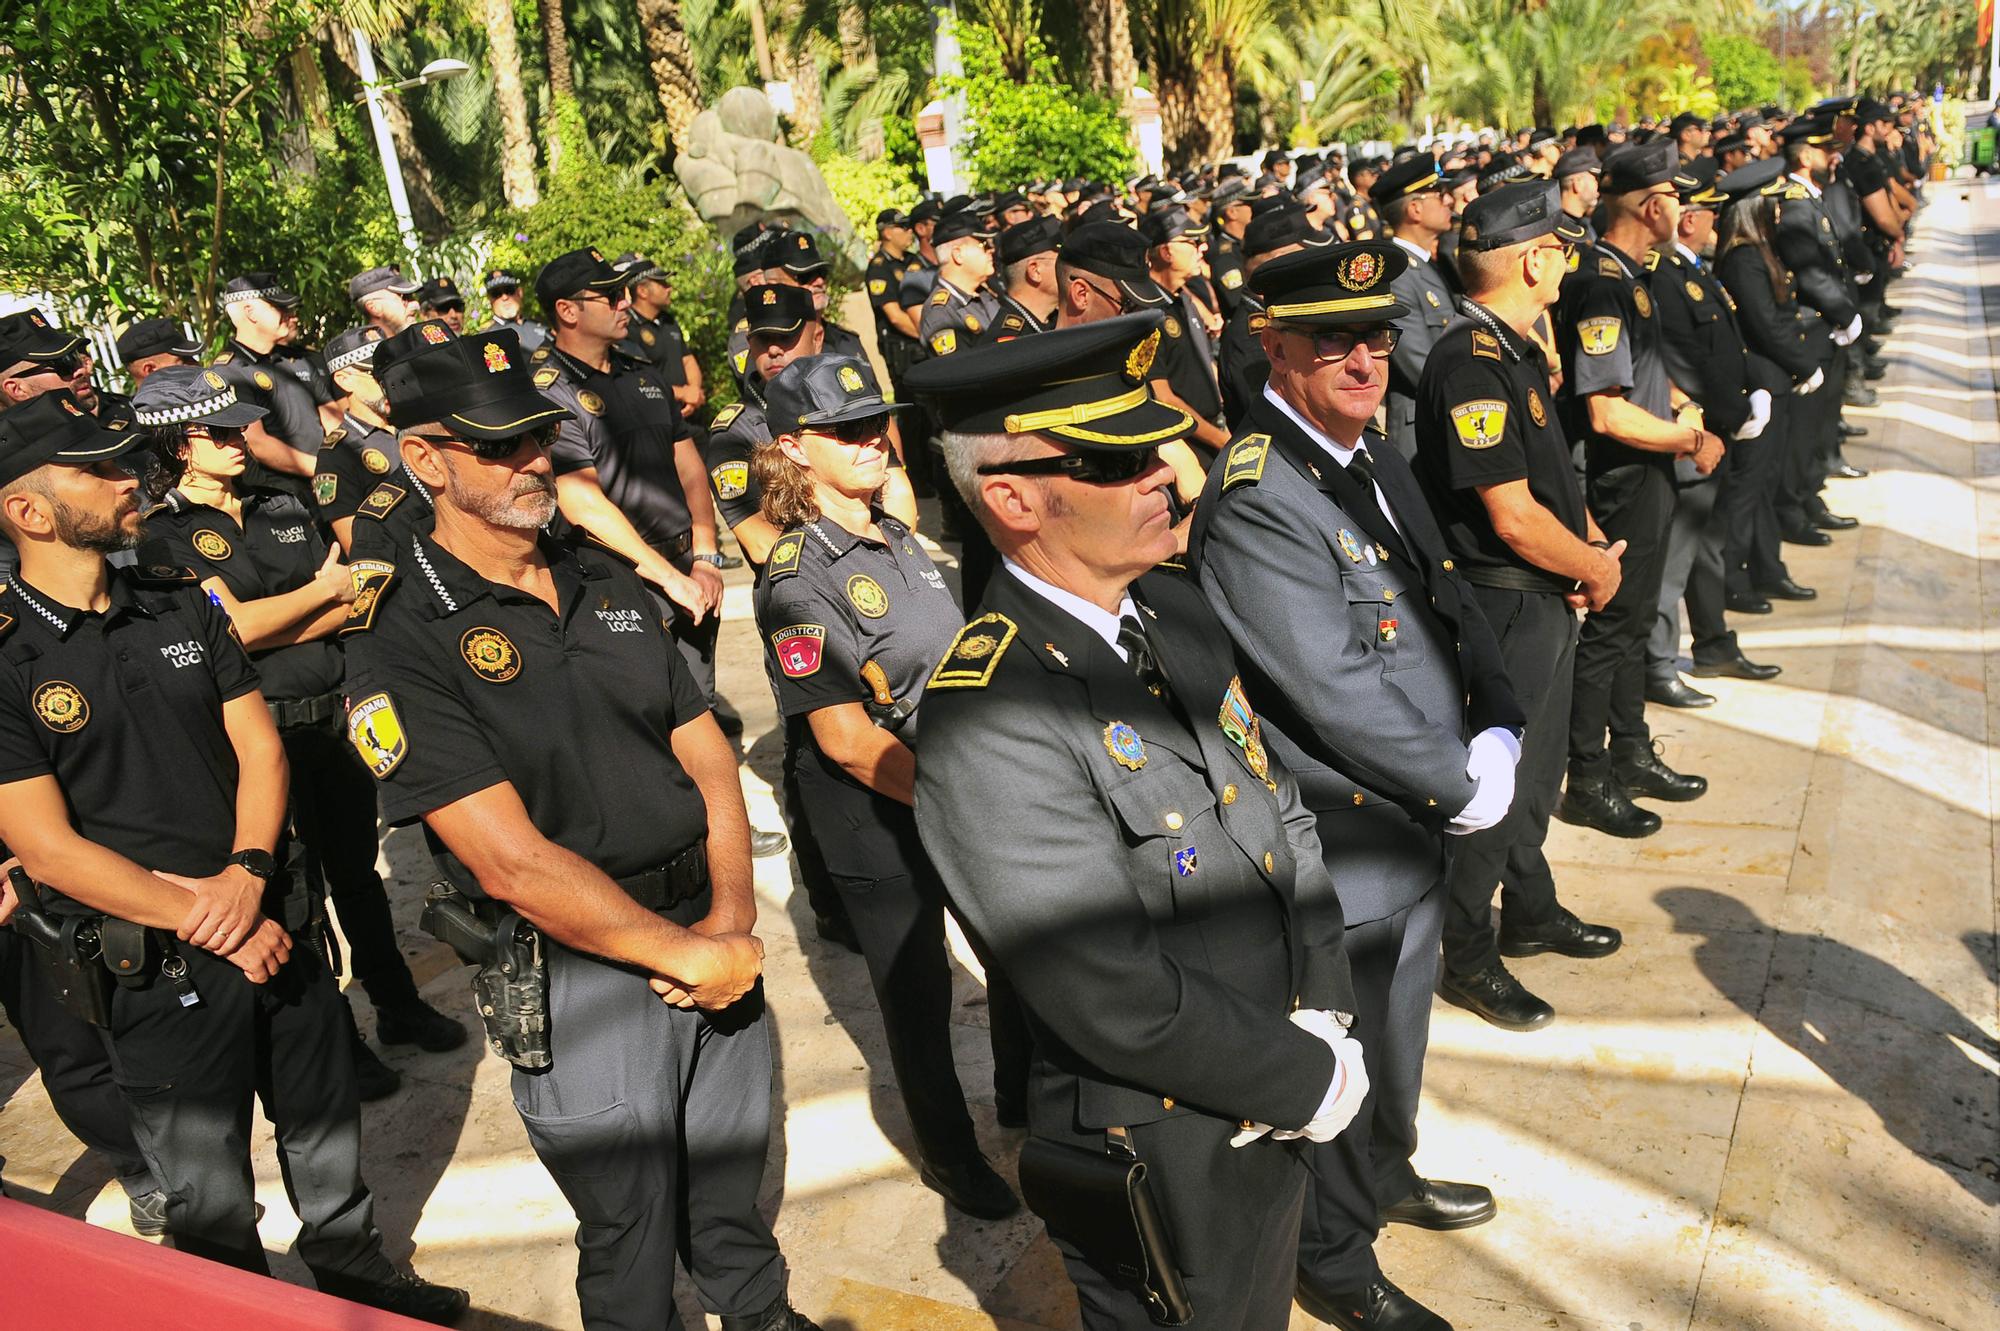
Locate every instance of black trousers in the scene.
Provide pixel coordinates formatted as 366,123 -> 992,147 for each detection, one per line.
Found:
0,930 -> 157,1198
776,747 -> 849,932
1722,403 -> 1789,595
1445,590 -> 1575,978
281,721 -> 417,1010
1569,463 -> 1674,777
100,938 -> 393,1284
1648,475 -> 1735,679
1298,877 -> 1445,1289
1775,356 -> 1841,533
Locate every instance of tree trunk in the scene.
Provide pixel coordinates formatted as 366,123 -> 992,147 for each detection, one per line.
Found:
634,0 -> 705,152
1107,0 -> 1137,102
792,48 -> 822,142
539,0 -> 574,174
1194,53 -> 1233,164
1158,73 -> 1199,169
1079,0 -> 1138,101
838,3 -> 872,67
482,0 -> 541,206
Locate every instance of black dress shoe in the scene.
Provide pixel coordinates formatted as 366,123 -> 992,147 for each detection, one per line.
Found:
349,1030 -> 402,1101
1782,524 -> 1833,547
1500,906 -> 1623,959
719,1295 -> 826,1331
1439,964 -> 1554,1031
1381,1178 -> 1498,1230
1691,652 -> 1782,680
376,998 -> 471,1053
320,1271 -> 471,1326
1646,677 -> 1715,708
1557,774 -> 1662,838
1832,462 -> 1869,479
1611,741 -> 1708,802
1726,591 -> 1773,615
1296,1273 -> 1452,1329
1837,419 -> 1868,438
750,828 -> 791,858
1758,577 -> 1817,601
919,1155 -> 1021,1220
1810,509 -> 1859,531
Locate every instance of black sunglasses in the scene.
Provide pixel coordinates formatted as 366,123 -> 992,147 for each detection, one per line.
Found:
10,351 -> 84,380
1286,325 -> 1400,361
978,446 -> 1160,485
432,429 -> 546,461
805,414 -> 891,445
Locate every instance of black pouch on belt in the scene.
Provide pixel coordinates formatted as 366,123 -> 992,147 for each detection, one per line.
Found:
1018,1126 -> 1194,1326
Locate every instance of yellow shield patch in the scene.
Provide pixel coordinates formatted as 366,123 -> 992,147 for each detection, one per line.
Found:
1449,400 -> 1509,450
459,627 -> 522,683
193,529 -> 232,560
869,279 -> 887,295
847,574 -> 890,619
347,692 -> 407,778
930,328 -> 957,356
33,680 -> 89,734
1577,317 -> 1622,356
711,462 -> 749,500
1221,268 -> 1243,289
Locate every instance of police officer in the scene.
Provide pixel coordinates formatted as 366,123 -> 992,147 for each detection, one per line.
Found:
350,266 -> 421,338
1555,147 -> 1603,248
315,326 -> 398,553
865,208 -> 925,380
212,274 -> 328,470
136,367 -> 467,1093
0,391 -> 466,1322
918,211 -> 1001,360
908,316 -> 1367,1329
986,216 -> 1062,342
896,198 -> 944,331
341,330 -> 820,1331
345,321 -> 457,568
1206,178 -> 1254,316
113,316 -> 202,387
417,276 -> 467,333
1555,140 -> 1717,838
1218,202 -> 1328,430
763,230 -> 870,363
614,254 -> 706,418
1376,154 -> 1457,462
1413,182 -> 1626,1032
751,353 -> 1024,1216
482,269 -> 549,353
1188,243 -> 1521,1331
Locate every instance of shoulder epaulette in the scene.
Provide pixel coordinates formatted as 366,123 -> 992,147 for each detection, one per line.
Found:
1598,256 -> 1624,277
529,345 -> 553,364
1785,183 -> 1808,200
0,609 -> 15,643
340,568 -> 395,636
127,563 -> 199,587
928,287 -> 951,306
1643,250 -> 1663,272
765,531 -> 806,580
322,424 -> 348,449
1470,330 -> 1503,361
208,351 -> 236,366
1153,555 -> 1189,575
927,612 -> 1018,690
355,483 -> 407,521
711,402 -> 745,431
1221,433 -> 1271,492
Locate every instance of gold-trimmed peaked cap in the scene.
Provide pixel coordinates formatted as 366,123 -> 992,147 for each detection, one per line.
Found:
377,324 -> 571,440
901,311 -> 1193,450
1250,240 -> 1411,327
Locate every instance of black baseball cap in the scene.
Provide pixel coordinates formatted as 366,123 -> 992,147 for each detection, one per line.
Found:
131,366 -> 270,430
219,272 -> 302,310
418,276 -> 465,310
1251,241 -> 1410,327
534,247 -> 626,311
1718,157 -> 1790,200
743,284 -> 817,338
349,266 -> 421,301
908,198 -> 943,225
997,216 -> 1062,265
1370,153 -> 1443,204
1460,179 -> 1567,252
1138,207 -> 1207,246
731,229 -> 775,277
613,253 -> 669,285
0,311 -> 83,370
1675,158 -> 1727,208
1780,115 -> 1837,147
0,391 -> 148,486
1243,203 -> 1329,259
773,230 -> 830,276
764,354 -> 908,433
902,312 -> 1190,450
1601,140 -> 1678,194
1554,147 -> 1602,179
875,207 -> 912,229
114,317 -> 202,365
1059,223 -> 1152,298
1668,112 -> 1707,136
378,327 -> 569,439
933,211 -> 993,246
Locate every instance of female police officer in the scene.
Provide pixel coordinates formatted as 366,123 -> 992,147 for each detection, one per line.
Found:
751,352 -> 1026,1220
135,366 -> 466,1101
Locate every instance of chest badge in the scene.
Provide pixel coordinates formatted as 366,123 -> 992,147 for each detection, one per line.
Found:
1336,529 -> 1363,564
1174,845 -> 1199,876
1218,676 -> 1271,782
846,574 -> 889,619
577,390 -> 606,416
192,529 -> 232,560
361,447 -> 391,474
640,328 -> 657,346
1528,387 -> 1547,427
459,627 -> 522,683
1104,721 -> 1147,771
1685,280 -> 1705,303
1424,289 -> 1441,308
1379,617 -> 1399,643
33,680 -> 89,734
1632,285 -> 1653,318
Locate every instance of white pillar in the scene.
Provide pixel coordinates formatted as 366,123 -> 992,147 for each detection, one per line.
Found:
1128,86 -> 1163,177
918,100 -> 958,196
351,27 -> 419,258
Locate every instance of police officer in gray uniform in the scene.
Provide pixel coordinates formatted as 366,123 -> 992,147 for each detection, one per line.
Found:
342,329 -> 820,1331
908,316 -> 1369,1330
917,211 -> 1001,360
1188,242 -> 1524,1331
1375,154 -> 1458,462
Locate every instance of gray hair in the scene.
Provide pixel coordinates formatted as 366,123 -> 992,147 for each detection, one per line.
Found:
939,429 -> 1043,522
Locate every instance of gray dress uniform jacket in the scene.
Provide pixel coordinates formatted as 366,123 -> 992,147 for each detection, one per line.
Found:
1384,244 -> 1456,462
1188,395 -> 1524,924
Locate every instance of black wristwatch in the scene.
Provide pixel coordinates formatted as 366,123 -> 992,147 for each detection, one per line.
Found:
228,849 -> 278,880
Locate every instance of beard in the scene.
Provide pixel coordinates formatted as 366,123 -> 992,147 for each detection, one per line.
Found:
52,495 -> 139,553
446,467 -> 557,531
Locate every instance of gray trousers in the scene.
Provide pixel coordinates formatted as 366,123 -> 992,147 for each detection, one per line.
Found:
1648,475 -> 1733,679
1298,876 -> 1446,1289
514,937 -> 786,1331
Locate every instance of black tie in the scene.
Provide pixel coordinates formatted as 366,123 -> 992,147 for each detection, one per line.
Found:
1342,444 -> 1406,564
1118,614 -> 1170,703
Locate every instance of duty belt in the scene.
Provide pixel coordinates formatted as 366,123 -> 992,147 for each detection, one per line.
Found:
615,843 -> 709,911
269,690 -> 344,730
1459,563 -> 1580,597
655,530 -> 694,560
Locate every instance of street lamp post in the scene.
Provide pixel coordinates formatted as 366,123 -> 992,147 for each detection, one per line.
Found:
350,28 -> 471,261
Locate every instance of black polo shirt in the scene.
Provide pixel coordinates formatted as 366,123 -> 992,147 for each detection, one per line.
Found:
703,393 -> 771,536
621,310 -> 689,386
211,358 -> 324,454
1557,239 -> 1674,476
865,249 -> 922,352
1415,303 -> 1588,579
144,488 -> 343,703
314,411 -> 400,524
342,531 -> 711,892
531,344 -> 696,558
0,568 -> 259,909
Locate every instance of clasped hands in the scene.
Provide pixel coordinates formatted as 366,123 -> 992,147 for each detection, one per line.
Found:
1230,1008 -> 1371,1147
647,913 -> 766,1010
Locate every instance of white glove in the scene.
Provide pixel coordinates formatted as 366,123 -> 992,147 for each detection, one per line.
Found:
1229,1009 -> 1371,1147
1795,367 -> 1825,395
1734,388 -> 1772,442
1446,727 -> 1519,835
1830,314 -> 1863,347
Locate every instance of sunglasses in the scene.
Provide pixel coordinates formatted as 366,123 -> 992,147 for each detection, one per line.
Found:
978,446 -> 1160,485
806,415 -> 891,445
8,351 -> 85,381
428,429 -> 546,462
188,424 -> 247,443
567,290 -> 627,308
1288,326 -> 1400,361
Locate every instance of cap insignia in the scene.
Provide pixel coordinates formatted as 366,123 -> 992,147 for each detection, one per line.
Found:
484,342 -> 510,373
203,370 -> 226,389
1337,252 -> 1382,291
838,365 -> 864,393
1125,329 -> 1161,383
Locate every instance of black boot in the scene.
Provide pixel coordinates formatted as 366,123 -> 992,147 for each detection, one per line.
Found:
1438,964 -> 1554,1031
1557,772 -> 1662,838
719,1292 -> 825,1331
1612,740 -> 1708,802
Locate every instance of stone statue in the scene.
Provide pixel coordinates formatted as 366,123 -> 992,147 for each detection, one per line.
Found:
675,87 -> 863,266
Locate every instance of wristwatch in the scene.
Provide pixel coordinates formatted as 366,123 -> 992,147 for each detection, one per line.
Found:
691,552 -> 725,568
228,849 -> 278,881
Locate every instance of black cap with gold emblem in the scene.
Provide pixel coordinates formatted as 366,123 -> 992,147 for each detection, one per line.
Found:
1368,152 -> 1442,205
1250,240 -> 1410,327
765,354 -> 909,432
533,246 -> 626,312
131,365 -> 270,429
0,310 -> 83,370
1673,157 -> 1727,209
744,284 -> 817,338
902,311 -> 1191,450
0,391 -> 147,487
377,328 -> 571,440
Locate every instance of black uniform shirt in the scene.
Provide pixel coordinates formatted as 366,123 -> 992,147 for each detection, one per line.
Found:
703,393 -> 772,534
144,488 -> 343,703
754,512 -> 959,750
1145,296 -> 1224,424
897,252 -> 940,318
210,356 -> 324,453
984,292 -> 1055,344
487,316 -> 549,355
1557,240 -> 1674,475
1209,233 -> 1249,312
865,249 -> 922,349
314,412 -> 400,524
274,344 -> 337,406
622,310 -> 689,386
347,463 -> 438,566
532,344 -> 695,554
0,567 -> 259,906
343,531 -> 711,889
1415,302 -> 1587,575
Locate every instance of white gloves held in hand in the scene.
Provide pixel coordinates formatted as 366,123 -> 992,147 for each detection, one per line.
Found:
1735,388 -> 1772,442
1795,367 -> 1825,395
1831,314 -> 1863,347
1230,1008 -> 1371,1148
1447,727 -> 1520,835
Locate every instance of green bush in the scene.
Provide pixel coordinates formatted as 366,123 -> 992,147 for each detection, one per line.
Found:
944,20 -> 1136,191
1705,34 -> 1782,111
811,131 -> 922,240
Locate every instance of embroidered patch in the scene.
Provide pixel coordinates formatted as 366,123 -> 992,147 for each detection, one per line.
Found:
192,529 -> 232,560
1632,286 -> 1653,318
422,324 -> 449,344
314,474 -> 339,506
1337,251 -> 1381,291
1163,315 -> 1183,339
928,612 -> 1017,690
1221,434 -> 1270,491
766,534 -> 805,578
838,364 -> 865,393
1598,256 -> 1625,277
358,484 -> 406,518
930,328 -> 957,356
1577,317 -> 1622,356
711,403 -> 745,430
33,680 -> 88,734
1220,268 -> 1243,289
771,624 -> 825,677
577,390 -> 606,416
868,278 -> 887,295
846,574 -> 889,619
1103,721 -> 1146,771
1450,400 -> 1508,449
459,627 -> 522,683
484,342 -> 511,372
1528,387 -> 1547,427
361,447 -> 391,474
1471,330 -> 1502,362
533,366 -> 560,389
711,461 -> 749,500
1685,280 -> 1704,303
348,693 -> 407,777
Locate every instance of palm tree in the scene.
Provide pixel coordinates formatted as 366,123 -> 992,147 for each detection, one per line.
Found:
481,0 -> 541,204
1151,0 -> 1275,165
635,0 -> 707,149
540,0 -> 577,172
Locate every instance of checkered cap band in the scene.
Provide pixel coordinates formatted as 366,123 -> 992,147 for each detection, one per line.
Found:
217,286 -> 285,309
134,382 -> 241,426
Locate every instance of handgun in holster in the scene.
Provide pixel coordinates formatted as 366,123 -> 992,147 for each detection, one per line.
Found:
860,659 -> 917,729
8,866 -> 114,1029
419,881 -> 550,1071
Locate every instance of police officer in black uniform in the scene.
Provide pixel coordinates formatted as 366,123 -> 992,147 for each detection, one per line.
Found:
918,211 -> 1001,360
1207,178 -> 1254,315
865,208 -> 925,382
986,216 -> 1062,343
315,326 -> 398,553
1414,182 -> 1626,1033
482,269 -> 549,353
344,320 -> 468,568
1555,140 -> 1718,839
211,273 -> 327,467
614,253 -> 706,420
341,329 -> 820,1331
0,391 -> 466,1323
417,276 -> 468,334
751,353 -> 1025,1217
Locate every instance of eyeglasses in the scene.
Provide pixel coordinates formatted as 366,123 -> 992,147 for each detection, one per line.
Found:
805,415 -> 891,445
189,424 -> 247,443
1287,326 -> 1400,361
6,351 -> 84,381
567,291 -> 627,309
1071,274 -> 1127,313
424,429 -> 546,462
978,446 -> 1160,485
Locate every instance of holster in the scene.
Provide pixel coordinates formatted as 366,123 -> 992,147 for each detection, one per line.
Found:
420,882 -> 550,1070
8,868 -> 113,1029
1018,1126 -> 1193,1326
